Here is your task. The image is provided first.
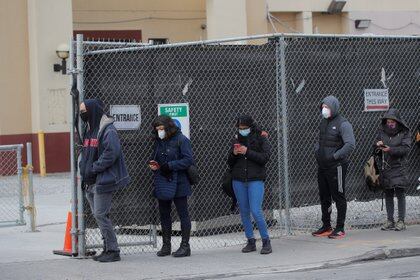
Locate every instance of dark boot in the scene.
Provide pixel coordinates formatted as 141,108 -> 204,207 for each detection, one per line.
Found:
260,238 -> 272,255
93,239 -> 106,261
172,229 -> 191,257
242,238 -> 256,253
157,229 -> 172,257
97,250 -> 121,263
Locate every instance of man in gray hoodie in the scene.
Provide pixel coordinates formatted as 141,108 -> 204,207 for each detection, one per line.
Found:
312,96 -> 355,239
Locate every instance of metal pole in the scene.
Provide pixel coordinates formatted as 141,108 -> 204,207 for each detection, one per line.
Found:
279,37 -> 292,235
16,145 -> 25,225
69,37 -> 78,256
37,131 -> 47,177
26,142 -> 36,232
76,33 -> 86,257
274,38 -> 285,234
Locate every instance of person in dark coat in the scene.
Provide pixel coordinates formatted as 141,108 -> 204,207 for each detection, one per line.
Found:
227,115 -> 272,254
313,96 -> 355,239
375,109 -> 411,231
149,115 -> 194,258
79,99 -> 130,262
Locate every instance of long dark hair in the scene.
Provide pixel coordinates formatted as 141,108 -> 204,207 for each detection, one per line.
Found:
152,115 -> 179,139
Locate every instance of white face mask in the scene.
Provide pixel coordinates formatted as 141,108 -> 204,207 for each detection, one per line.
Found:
158,130 -> 166,139
322,107 -> 331,119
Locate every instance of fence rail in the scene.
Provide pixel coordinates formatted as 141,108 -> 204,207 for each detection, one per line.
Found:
70,33 -> 420,256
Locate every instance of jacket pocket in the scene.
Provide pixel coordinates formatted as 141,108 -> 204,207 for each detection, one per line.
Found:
96,169 -> 117,187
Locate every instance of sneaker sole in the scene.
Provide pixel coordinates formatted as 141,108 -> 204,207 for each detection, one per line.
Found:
328,234 -> 346,239
98,257 -> 121,263
312,231 -> 333,237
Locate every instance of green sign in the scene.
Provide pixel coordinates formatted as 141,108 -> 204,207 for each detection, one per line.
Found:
159,105 -> 188,117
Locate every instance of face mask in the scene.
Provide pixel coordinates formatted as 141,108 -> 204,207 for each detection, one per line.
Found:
239,128 -> 251,137
387,123 -> 397,129
158,130 -> 166,139
321,107 -> 331,119
80,111 -> 89,122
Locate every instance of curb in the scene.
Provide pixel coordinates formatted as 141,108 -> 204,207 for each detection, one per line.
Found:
153,247 -> 420,280
301,246 -> 420,272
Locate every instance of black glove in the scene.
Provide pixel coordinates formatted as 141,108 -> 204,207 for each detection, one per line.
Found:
160,163 -> 171,174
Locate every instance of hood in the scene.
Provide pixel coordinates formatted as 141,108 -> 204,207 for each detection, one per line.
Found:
321,96 -> 340,118
381,108 -> 410,130
84,99 -> 104,130
98,115 -> 115,139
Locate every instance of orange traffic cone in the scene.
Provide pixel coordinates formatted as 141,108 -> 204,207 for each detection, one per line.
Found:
53,212 -> 76,256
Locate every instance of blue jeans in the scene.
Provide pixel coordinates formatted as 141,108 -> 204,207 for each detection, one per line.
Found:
233,180 -> 269,240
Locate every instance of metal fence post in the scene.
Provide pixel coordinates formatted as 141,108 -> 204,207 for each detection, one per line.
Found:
26,142 -> 36,231
76,33 -> 86,257
275,38 -> 286,234
69,37 -> 78,256
16,145 -> 25,225
279,36 -> 292,235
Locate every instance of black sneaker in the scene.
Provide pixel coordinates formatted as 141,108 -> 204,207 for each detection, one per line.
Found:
93,250 -> 106,261
328,229 -> 346,239
97,250 -> 121,262
312,226 -> 333,237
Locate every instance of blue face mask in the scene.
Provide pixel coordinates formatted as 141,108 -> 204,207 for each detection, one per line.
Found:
239,128 -> 251,137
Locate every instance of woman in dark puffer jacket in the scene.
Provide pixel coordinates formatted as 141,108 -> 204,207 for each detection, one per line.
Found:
374,109 -> 411,231
228,115 -> 272,254
149,115 -> 194,258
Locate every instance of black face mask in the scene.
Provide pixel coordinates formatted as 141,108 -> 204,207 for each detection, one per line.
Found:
80,111 -> 89,122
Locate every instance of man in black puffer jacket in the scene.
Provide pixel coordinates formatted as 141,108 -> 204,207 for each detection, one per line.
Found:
313,96 -> 355,239
79,98 -> 130,262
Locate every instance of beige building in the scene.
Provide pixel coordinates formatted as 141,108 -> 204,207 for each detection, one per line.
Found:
1,0 -> 419,172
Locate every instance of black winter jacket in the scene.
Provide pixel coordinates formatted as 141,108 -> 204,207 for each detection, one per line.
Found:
227,131 -> 271,182
375,109 -> 411,189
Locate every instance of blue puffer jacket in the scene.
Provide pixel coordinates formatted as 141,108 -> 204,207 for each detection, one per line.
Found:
152,131 -> 194,199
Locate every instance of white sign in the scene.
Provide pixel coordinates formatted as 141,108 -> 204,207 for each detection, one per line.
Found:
158,103 -> 190,138
364,89 -> 389,112
110,105 -> 141,130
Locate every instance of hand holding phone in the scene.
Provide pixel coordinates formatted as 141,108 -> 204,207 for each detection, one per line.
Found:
149,160 -> 160,170
233,143 -> 241,155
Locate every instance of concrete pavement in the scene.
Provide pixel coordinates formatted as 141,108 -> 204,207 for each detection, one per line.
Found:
1,223 -> 420,280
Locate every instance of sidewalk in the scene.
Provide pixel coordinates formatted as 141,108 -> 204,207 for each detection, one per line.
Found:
1,173 -> 419,279
1,223 -> 420,280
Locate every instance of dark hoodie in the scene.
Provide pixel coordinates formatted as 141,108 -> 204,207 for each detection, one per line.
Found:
79,99 -> 130,193
315,96 -> 356,169
375,108 -> 411,189
80,99 -> 104,185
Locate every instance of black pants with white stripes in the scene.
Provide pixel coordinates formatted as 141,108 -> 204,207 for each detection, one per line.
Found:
317,163 -> 348,231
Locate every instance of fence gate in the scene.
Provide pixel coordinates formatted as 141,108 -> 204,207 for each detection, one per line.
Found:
70,33 -> 420,256
0,145 -> 25,227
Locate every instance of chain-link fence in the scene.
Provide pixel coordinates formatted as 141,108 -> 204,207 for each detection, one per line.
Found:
0,145 -> 25,227
71,34 -> 420,255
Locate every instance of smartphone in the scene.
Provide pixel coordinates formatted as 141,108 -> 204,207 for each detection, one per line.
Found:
378,144 -> 388,149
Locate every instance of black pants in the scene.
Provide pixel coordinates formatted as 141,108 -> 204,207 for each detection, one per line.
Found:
384,187 -> 406,222
318,164 -> 348,230
158,196 -> 191,232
